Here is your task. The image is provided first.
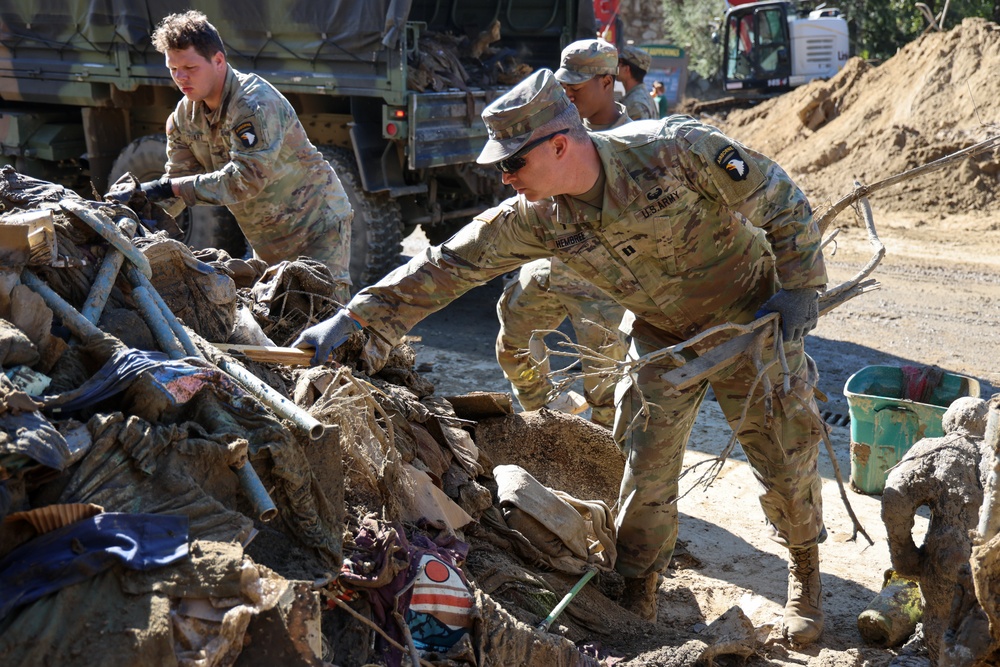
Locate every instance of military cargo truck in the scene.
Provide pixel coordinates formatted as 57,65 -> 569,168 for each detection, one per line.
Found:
0,0 -> 594,286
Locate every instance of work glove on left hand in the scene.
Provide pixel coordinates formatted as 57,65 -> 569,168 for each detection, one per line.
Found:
292,309 -> 362,366
755,288 -> 819,342
139,176 -> 174,202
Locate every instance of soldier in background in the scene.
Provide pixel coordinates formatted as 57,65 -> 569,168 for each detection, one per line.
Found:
294,69 -> 829,645
619,44 -> 659,120
140,10 -> 354,302
494,38 -> 630,426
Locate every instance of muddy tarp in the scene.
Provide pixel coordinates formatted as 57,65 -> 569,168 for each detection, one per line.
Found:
0,540 -> 305,667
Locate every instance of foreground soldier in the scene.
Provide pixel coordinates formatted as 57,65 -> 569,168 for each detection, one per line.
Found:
496,38 -> 629,426
294,70 -> 828,644
141,11 -> 354,302
618,44 -> 659,120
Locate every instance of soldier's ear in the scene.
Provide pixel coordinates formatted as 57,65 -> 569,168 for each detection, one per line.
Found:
550,133 -> 570,158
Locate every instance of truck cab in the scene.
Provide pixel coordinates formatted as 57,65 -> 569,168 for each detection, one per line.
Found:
722,1 -> 849,92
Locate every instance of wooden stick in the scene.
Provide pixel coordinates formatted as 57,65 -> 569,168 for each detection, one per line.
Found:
212,343 -> 315,366
329,596 -> 435,667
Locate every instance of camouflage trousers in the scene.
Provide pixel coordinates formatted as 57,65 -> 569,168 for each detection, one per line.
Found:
612,331 -> 826,579
495,258 -> 627,427
246,209 -> 353,305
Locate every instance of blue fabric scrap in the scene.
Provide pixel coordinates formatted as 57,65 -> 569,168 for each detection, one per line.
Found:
0,512 -> 189,619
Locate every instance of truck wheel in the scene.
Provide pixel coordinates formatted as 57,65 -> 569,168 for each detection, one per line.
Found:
107,135 -> 248,258
320,146 -> 403,288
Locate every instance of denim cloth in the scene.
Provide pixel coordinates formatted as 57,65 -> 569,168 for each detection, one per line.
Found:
0,512 -> 189,619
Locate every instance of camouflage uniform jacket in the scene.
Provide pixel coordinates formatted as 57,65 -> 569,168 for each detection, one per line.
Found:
349,116 -> 827,344
164,66 -> 353,277
623,84 -> 659,120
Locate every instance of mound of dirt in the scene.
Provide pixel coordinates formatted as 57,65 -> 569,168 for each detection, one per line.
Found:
715,18 -> 1000,219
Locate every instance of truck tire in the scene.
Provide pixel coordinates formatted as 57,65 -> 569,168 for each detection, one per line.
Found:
320,146 -> 403,288
107,135 -> 249,258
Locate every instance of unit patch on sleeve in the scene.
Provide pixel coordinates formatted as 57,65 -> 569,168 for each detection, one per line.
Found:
234,120 -> 258,148
690,131 -> 766,206
715,145 -> 748,181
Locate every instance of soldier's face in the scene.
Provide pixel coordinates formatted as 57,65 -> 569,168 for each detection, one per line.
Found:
166,47 -> 227,109
499,134 -> 566,201
561,76 -> 613,121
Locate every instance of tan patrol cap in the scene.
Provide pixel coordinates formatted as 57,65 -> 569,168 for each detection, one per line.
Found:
477,69 -> 582,164
553,39 -> 618,85
620,43 -> 652,72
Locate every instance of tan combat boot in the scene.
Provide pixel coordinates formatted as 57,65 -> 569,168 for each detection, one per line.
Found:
783,545 -> 824,645
620,573 -> 659,622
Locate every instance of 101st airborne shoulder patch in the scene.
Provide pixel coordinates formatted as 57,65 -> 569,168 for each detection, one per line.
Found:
234,120 -> 259,148
690,132 -> 765,206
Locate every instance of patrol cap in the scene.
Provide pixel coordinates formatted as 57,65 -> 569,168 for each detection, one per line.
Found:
620,43 -> 652,72
553,39 -> 618,85
477,69 -> 582,164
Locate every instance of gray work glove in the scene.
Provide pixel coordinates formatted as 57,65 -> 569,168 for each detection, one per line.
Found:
139,176 -> 174,202
292,309 -> 362,366
755,288 -> 819,342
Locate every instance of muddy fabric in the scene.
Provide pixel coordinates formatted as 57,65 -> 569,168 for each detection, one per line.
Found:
0,569 -> 177,667
42,347 -> 176,414
250,258 -> 342,329
495,464 -> 616,573
470,586 -> 600,666
137,237 -> 237,344
0,380 -> 42,416
0,410 -> 72,470
59,413 -> 254,544
0,513 -> 189,620
125,362 -> 344,569
0,539 -> 285,667
0,318 -> 38,367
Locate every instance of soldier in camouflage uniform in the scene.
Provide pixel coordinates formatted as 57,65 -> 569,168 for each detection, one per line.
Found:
496,39 -> 629,426
140,10 -> 354,303
618,44 -> 659,120
295,69 -> 828,645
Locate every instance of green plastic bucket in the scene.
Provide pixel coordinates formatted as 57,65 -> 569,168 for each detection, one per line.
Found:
844,365 -> 980,495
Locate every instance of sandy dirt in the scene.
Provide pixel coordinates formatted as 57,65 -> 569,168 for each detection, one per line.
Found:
398,19 -> 1000,665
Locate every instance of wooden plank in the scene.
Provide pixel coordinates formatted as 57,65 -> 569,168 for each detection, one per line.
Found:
659,329 -> 771,391
213,344 -> 315,366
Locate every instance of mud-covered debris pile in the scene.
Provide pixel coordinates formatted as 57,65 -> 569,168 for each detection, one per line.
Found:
716,18 -> 1000,218
3,167 -> 714,667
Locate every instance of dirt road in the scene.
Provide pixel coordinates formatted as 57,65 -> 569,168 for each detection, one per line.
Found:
401,206 -> 1000,664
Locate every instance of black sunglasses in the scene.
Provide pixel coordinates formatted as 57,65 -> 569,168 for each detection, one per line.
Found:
495,130 -> 569,174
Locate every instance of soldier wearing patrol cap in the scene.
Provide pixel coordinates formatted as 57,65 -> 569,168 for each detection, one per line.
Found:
553,39 -> 626,130
494,38 -> 632,427
140,10 -> 354,302
619,43 -> 659,120
294,69 -> 828,645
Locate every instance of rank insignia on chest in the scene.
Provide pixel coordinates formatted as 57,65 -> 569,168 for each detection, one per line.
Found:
235,121 -> 258,148
715,144 -> 748,181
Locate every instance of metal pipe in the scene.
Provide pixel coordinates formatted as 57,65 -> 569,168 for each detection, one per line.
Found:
81,218 -> 137,324
59,200 -> 152,278
122,264 -> 323,439
124,266 -> 200,358
233,462 -> 278,522
215,355 -> 325,440
20,270 -> 106,342
131,285 -> 185,359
